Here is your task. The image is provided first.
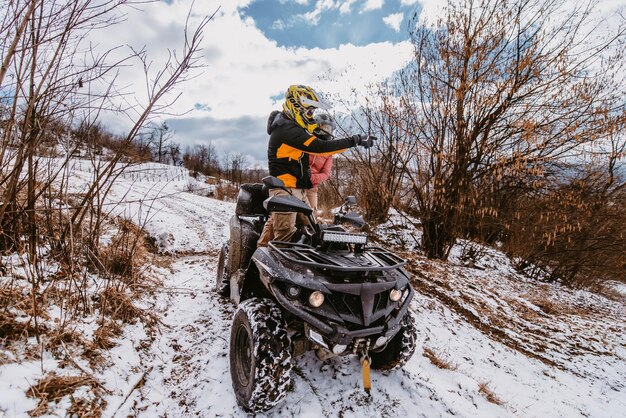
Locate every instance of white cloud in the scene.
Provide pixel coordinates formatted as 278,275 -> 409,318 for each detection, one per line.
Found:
339,0 -> 358,14
383,12 -> 404,32
418,0 -> 446,23
87,0 -> 626,165
271,19 -> 286,30
297,0 -> 337,26
362,0 -> 384,12
87,0 -> 412,163
400,0 -> 419,5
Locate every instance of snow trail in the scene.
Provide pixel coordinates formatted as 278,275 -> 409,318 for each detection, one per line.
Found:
102,167 -> 624,417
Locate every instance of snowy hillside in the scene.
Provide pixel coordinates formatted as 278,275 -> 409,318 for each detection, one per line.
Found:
1,162 -> 624,417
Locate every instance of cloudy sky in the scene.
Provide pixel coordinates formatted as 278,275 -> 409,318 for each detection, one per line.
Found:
96,0 -> 624,168
94,0 -> 433,167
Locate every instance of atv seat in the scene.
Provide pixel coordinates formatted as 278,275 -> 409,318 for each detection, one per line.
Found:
236,183 -> 269,216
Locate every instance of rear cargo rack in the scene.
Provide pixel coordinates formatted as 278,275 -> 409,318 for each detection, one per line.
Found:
267,241 -> 406,272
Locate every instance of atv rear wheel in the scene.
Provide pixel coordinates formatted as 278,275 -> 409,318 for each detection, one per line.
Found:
215,243 -> 230,296
370,313 -> 417,371
230,298 -> 292,412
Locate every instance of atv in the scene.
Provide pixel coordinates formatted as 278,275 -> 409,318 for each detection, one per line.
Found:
216,177 -> 417,413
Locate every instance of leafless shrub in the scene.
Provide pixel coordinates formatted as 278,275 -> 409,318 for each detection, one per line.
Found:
317,176 -> 344,212
459,242 -> 489,268
504,168 -> 625,287
365,0 -> 626,260
0,0 -> 214,360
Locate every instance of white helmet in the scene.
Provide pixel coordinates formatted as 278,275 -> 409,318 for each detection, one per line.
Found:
313,112 -> 336,138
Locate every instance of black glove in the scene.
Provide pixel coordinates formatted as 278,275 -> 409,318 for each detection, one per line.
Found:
350,134 -> 377,149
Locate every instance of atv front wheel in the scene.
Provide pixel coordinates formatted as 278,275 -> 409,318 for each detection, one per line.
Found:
215,243 -> 230,296
370,313 -> 417,371
229,298 -> 292,412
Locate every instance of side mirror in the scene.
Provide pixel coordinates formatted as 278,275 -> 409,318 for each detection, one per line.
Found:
338,211 -> 366,229
344,195 -> 357,206
262,176 -> 286,189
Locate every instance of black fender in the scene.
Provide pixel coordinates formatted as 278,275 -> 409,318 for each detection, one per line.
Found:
228,215 -> 260,284
238,262 -> 271,304
251,246 -> 330,292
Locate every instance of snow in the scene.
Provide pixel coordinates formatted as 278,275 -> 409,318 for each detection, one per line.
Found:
1,161 -> 625,417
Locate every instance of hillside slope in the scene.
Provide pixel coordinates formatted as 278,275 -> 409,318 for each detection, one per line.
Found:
0,162 -> 624,417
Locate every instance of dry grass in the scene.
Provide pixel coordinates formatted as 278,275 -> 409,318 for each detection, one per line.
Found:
214,183 -> 238,200
92,320 -> 122,350
422,347 -> 458,371
527,294 -> 565,316
0,284 -> 40,342
66,395 -> 106,418
0,311 -> 38,342
97,287 -> 141,324
26,373 -> 103,417
98,219 -> 149,284
0,282 -> 50,319
523,289 -> 593,317
0,284 -> 28,309
586,281 -> 626,303
45,327 -> 85,352
478,381 -> 504,405
0,196 -> 159,416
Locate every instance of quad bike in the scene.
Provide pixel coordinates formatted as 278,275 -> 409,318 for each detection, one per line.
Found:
216,177 -> 417,413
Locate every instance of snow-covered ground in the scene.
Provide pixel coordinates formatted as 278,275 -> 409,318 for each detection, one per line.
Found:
1,162 -> 624,417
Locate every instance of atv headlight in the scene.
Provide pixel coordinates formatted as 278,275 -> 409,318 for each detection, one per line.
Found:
308,291 -> 325,308
390,289 -> 402,302
321,230 -> 368,245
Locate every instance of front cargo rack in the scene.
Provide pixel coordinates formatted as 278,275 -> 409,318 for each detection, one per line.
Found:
267,241 -> 406,272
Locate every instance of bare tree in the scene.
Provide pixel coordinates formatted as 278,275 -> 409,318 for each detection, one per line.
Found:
169,141 -> 182,166
230,152 -> 248,187
150,121 -> 173,163
345,83 -> 410,223
0,0 -> 216,337
0,0 -> 138,255
63,7 -> 214,241
385,0 -> 626,259
182,142 -> 220,175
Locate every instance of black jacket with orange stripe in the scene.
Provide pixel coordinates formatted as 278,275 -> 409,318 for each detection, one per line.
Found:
266,111 -> 355,189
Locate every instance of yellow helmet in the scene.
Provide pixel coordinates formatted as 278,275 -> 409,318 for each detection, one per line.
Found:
283,85 -> 331,133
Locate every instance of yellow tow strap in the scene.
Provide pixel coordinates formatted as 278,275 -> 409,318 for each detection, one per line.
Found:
362,358 -> 371,393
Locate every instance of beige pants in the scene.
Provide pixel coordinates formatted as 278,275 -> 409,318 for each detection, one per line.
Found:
305,187 -> 318,220
257,188 -> 309,247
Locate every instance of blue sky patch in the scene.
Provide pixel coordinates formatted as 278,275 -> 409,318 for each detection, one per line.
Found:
239,0 -> 420,49
194,103 -> 212,112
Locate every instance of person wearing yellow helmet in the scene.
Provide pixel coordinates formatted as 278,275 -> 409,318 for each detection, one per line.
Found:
282,85 -> 332,134
257,85 -> 375,247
